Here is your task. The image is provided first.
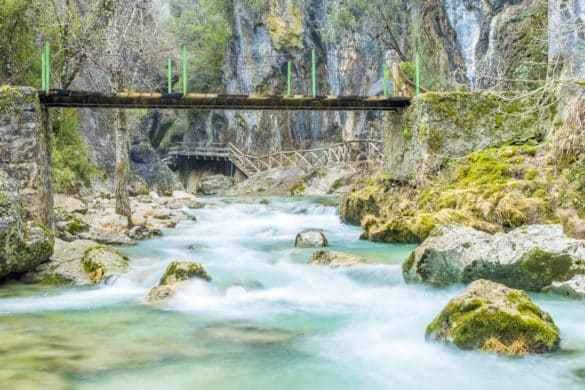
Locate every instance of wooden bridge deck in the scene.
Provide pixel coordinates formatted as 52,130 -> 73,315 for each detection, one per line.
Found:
38,91 -> 411,111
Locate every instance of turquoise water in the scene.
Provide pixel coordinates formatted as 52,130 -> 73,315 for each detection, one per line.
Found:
1,197 -> 585,389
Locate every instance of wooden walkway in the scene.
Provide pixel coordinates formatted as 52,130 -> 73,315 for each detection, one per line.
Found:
162,141 -> 383,177
38,91 -> 410,111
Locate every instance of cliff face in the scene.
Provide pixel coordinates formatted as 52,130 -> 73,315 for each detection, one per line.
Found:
549,0 -> 585,80
162,0 -> 546,156
176,0 -> 386,155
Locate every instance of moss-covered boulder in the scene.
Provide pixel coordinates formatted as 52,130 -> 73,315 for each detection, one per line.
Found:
308,251 -> 369,267
159,261 -> 211,285
403,224 -> 585,291
22,239 -> 103,286
81,246 -> 129,284
0,170 -> 53,280
426,279 -> 560,355
295,229 -> 328,248
147,261 -> 211,302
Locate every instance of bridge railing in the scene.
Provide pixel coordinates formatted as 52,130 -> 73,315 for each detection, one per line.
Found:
227,140 -> 383,176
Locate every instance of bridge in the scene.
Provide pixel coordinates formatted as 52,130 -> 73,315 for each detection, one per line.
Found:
38,91 -> 410,111
162,140 -> 383,177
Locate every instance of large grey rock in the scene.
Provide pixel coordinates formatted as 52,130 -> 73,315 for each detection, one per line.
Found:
550,275 -> 585,299
197,175 -> 234,195
295,229 -> 328,248
308,250 -> 369,267
0,170 -> 53,279
403,224 -> 585,291
54,194 -> 88,214
22,239 -> 98,285
426,279 -> 560,355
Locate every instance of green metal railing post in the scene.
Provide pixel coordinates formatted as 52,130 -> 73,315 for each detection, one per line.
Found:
41,53 -> 46,91
415,53 -> 420,96
168,57 -> 172,94
287,60 -> 292,95
383,63 -> 388,97
311,48 -> 317,97
45,42 -> 50,93
182,45 -> 187,96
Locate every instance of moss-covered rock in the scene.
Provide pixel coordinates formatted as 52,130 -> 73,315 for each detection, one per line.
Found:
147,260 -> 211,303
81,245 -> 129,284
403,224 -> 585,291
426,279 -> 560,355
0,170 -> 53,280
159,261 -> 211,285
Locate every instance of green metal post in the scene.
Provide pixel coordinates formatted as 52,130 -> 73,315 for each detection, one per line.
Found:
168,57 -> 172,94
182,45 -> 187,96
415,53 -> 420,96
383,63 -> 388,97
41,53 -> 46,91
45,42 -> 50,93
312,49 -> 317,97
287,60 -> 292,95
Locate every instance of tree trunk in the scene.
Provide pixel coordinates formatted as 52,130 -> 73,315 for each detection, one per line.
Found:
114,107 -> 132,227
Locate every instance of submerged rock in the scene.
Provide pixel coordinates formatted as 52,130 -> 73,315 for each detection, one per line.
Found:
550,275 -> 585,299
0,170 -> 53,280
308,250 -> 369,267
147,261 -> 211,302
295,229 -> 328,248
426,279 -> 560,355
403,224 -> 585,291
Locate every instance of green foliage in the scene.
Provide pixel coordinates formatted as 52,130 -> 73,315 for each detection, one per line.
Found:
52,109 -> 96,193
169,0 -> 228,93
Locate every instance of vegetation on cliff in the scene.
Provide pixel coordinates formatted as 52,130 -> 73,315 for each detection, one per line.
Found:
342,91 -> 585,243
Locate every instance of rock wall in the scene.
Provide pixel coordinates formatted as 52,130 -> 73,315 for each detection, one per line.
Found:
0,86 -> 53,227
549,0 -> 585,80
384,91 -> 554,183
0,170 -> 53,279
438,0 -> 548,90
169,0 -> 387,155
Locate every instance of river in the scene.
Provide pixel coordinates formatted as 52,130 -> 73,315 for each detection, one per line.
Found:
0,197 -> 584,389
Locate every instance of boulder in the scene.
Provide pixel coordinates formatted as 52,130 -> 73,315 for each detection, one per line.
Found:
53,194 -> 88,214
81,245 -> 129,284
295,229 -> 328,248
550,275 -> 585,299
308,250 -> 369,267
426,279 -> 560,355
0,170 -> 53,279
22,239 -> 98,285
54,207 -> 90,241
403,224 -> 585,291
147,261 -> 211,302
197,175 -> 235,195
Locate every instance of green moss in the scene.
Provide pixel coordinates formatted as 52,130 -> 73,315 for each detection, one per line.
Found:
259,199 -> 270,205
427,295 -> 560,353
402,127 -> 412,140
159,261 -> 211,284
520,248 -> 575,288
402,252 -> 415,274
289,183 -> 306,195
